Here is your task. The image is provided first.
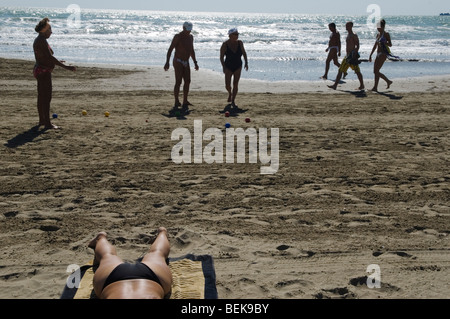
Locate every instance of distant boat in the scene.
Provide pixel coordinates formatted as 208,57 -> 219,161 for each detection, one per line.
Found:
440,13 -> 450,16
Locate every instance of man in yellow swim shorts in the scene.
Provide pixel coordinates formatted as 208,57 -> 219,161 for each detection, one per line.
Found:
328,22 -> 365,91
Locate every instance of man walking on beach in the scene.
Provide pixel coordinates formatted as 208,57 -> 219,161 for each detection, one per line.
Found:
321,23 -> 342,80
164,22 -> 199,111
328,22 -> 364,91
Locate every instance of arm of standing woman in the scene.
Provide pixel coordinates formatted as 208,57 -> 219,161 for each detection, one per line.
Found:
240,41 -> 248,71
220,41 -> 227,73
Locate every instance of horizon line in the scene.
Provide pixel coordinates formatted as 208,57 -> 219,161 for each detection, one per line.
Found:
1,5 -> 444,17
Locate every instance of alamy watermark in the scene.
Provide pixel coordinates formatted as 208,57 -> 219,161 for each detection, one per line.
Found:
367,264 -> 381,289
66,4 -> 81,29
367,4 -> 382,31
66,264 -> 81,289
171,120 -> 280,175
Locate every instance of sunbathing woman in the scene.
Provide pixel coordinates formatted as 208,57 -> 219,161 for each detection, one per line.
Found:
88,227 -> 173,299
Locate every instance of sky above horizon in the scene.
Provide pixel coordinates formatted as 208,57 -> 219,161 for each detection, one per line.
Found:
1,0 -> 449,15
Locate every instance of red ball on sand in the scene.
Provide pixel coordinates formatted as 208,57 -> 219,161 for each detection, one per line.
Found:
225,111 -> 230,117
245,118 -> 251,123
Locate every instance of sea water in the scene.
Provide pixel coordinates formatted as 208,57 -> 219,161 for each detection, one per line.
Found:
1,7 -> 449,82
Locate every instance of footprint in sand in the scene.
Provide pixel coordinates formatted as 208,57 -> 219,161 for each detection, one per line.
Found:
275,279 -> 314,298
4,211 -> 19,218
406,226 -> 447,238
314,287 -> 357,299
173,229 -> 202,249
349,276 -> 401,292
39,225 -> 60,232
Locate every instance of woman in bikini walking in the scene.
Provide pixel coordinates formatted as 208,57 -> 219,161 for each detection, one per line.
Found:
220,28 -> 248,108
369,19 -> 394,92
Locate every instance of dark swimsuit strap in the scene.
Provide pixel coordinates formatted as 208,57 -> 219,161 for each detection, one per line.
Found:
227,41 -> 242,55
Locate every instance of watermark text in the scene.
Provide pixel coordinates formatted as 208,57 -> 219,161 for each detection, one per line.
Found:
366,264 -> 381,288
171,120 -> 279,174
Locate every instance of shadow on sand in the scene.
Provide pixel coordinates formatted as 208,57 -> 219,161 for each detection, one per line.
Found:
5,126 -> 49,148
219,104 -> 248,117
161,106 -> 193,120
374,90 -> 404,100
342,89 -> 368,98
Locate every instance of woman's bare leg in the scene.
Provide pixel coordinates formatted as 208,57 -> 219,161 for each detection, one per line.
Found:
37,73 -> 54,128
225,70 -> 233,103
141,227 -> 173,296
231,68 -> 242,107
372,55 -> 392,91
88,232 -> 123,297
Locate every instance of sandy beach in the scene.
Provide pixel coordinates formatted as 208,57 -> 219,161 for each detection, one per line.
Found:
0,57 -> 449,299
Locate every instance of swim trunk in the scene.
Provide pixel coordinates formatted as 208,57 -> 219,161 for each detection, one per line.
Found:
175,58 -> 190,68
103,262 -> 162,291
339,54 -> 361,73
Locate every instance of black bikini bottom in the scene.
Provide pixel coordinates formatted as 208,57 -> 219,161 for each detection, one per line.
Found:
103,262 -> 162,291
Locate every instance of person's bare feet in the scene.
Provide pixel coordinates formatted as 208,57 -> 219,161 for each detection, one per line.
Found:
387,80 -> 393,89
328,85 -> 337,90
157,227 -> 168,236
44,123 -> 60,130
88,232 -> 107,250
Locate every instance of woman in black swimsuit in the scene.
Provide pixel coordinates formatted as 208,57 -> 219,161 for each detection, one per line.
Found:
88,227 -> 172,299
220,28 -> 248,108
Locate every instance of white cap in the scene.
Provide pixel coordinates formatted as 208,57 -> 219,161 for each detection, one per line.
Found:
228,28 -> 239,35
183,21 -> 193,31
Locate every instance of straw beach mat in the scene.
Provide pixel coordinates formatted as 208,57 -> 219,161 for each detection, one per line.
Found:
61,254 -> 218,299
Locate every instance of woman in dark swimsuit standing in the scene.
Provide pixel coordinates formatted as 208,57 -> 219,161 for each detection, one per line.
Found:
220,28 -> 248,108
